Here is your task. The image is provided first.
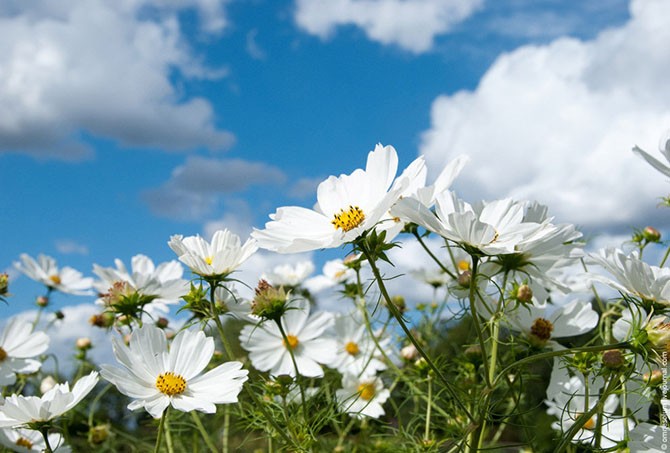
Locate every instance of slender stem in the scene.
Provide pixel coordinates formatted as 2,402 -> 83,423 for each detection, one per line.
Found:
40,427 -> 53,453
191,411 -> 218,453
223,405 -> 230,453
275,320 -> 307,419
467,256 -> 491,388
424,375 -> 432,441
660,244 -> 670,267
164,407 -> 175,453
359,242 -> 474,422
412,230 -> 456,279
336,417 -> 357,450
154,410 -> 167,453
209,281 -> 235,360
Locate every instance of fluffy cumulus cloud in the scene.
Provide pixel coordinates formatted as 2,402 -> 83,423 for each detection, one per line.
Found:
0,0 -> 233,160
420,0 -> 670,232
143,156 -> 286,220
293,0 -> 483,53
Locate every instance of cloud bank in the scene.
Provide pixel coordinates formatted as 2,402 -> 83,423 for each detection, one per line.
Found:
420,0 -> 670,231
0,0 -> 233,160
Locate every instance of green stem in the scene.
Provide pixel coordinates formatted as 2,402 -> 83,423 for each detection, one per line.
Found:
359,242 -> 474,422
223,405 -> 230,453
40,426 -> 53,453
191,411 -> 218,453
154,410 -> 167,453
424,375 -> 432,441
660,244 -> 670,267
275,320 -> 307,419
336,417 -> 357,450
412,230 -> 456,279
164,407 -> 174,453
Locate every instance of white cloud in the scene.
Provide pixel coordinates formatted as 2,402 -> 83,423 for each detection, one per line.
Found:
143,156 -> 286,220
246,28 -> 267,60
55,239 -> 89,255
0,0 -> 233,160
420,0 -> 670,232
293,0 -> 483,53
203,199 -> 256,239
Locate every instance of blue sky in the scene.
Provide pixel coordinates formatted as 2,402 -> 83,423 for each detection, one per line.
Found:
2,0 -> 669,316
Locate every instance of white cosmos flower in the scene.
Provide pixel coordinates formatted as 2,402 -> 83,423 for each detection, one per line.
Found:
93,254 -> 189,315
336,374 -> 390,419
239,298 -> 336,378
589,248 -> 670,305
545,370 -> 624,449
0,372 -> 98,427
168,229 -> 257,278
100,325 -> 248,419
214,284 -> 254,322
329,312 -> 388,378
504,300 -> 598,349
14,254 -> 93,295
0,427 -> 70,452
261,261 -> 315,287
393,191 -> 538,256
252,144 -> 409,253
304,256 -> 360,293
633,130 -> 670,178
0,319 -> 50,386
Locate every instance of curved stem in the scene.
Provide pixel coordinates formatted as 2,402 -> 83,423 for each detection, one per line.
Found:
154,409 -> 167,453
412,230 -> 456,279
275,320 -> 307,419
191,411 -> 218,453
359,242 -> 474,422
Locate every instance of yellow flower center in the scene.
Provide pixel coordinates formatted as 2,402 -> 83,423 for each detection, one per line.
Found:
576,413 -> 596,430
357,382 -> 376,401
155,372 -> 187,396
332,206 -> 365,232
457,260 -> 470,272
49,275 -> 61,285
15,438 -> 33,449
0,346 -> 6,362
530,318 -> 554,341
283,334 -> 299,350
345,341 -> 360,356
205,256 -> 213,265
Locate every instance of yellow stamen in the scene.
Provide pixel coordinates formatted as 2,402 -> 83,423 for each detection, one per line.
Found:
15,438 -> 33,449
580,414 -> 596,430
0,347 -> 6,362
283,334 -> 299,350
49,275 -> 61,285
345,341 -> 360,356
332,206 -> 365,232
457,260 -> 470,272
357,382 -> 376,401
205,256 -> 213,266
155,372 -> 187,396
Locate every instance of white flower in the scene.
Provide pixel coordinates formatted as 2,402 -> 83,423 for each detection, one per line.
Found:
589,248 -> 670,305
100,325 -> 248,419
214,284 -> 254,321
168,229 -> 257,278
0,372 -> 98,427
504,300 -> 598,348
240,299 -> 336,377
0,319 -> 50,386
93,254 -> 189,315
633,130 -> 670,178
304,257 -> 359,293
261,261 -> 315,287
393,191 -> 538,256
252,144 -> 409,253
336,374 -> 390,419
0,427 -> 70,452
329,312 -> 388,378
545,371 -> 624,449
14,254 -> 93,295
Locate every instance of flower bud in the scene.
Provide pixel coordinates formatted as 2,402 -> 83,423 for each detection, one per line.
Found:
35,295 -> 49,307
515,284 -> 533,304
76,337 -> 92,351
89,424 -> 111,444
645,316 -> 670,356
54,310 -> 65,320
390,295 -> 406,313
457,270 -> 472,288
643,226 -> 661,243
601,349 -> 626,370
400,344 -> 418,361
251,280 -> 289,322
0,273 -> 8,297
156,317 -> 169,329
464,344 -> 483,364
643,369 -> 663,387
40,376 -> 57,394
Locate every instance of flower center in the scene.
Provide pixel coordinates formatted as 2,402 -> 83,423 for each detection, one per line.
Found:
457,260 -> 470,272
0,346 -> 7,362
332,206 -> 365,232
15,438 -> 33,449
530,318 -> 554,341
49,275 -> 61,285
283,334 -> 299,350
576,413 -> 596,430
156,372 -> 187,396
345,341 -> 360,356
357,382 -> 376,401
205,256 -> 213,266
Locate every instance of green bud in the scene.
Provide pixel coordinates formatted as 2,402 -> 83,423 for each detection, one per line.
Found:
251,280 -> 289,322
